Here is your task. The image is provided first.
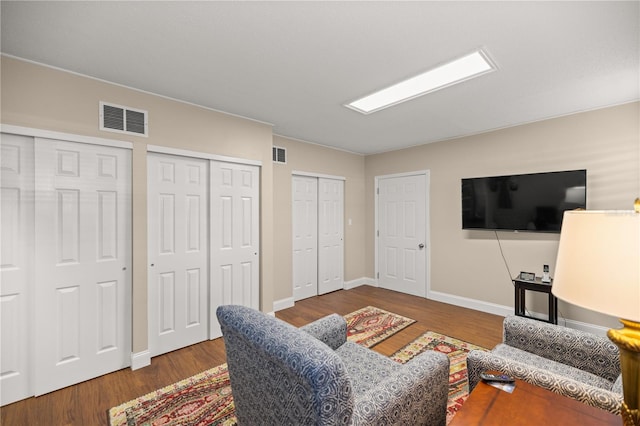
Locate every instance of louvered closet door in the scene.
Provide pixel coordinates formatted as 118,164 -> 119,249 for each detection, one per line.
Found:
210,161 -> 260,339
148,153 -> 209,356
33,138 -> 132,396
0,134 -> 34,406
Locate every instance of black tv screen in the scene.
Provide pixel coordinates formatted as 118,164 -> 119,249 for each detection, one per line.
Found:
461,170 -> 586,233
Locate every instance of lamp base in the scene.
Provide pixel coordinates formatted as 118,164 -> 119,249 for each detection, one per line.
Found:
607,319 -> 640,426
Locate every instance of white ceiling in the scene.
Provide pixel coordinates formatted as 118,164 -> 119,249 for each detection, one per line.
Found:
1,1 -> 638,155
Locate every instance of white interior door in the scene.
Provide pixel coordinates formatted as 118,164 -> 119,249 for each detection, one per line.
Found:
292,176 -> 318,301
377,173 -> 427,297
210,161 -> 260,339
318,178 -> 344,295
148,153 -> 209,356
33,137 -> 131,396
1,134 -> 34,405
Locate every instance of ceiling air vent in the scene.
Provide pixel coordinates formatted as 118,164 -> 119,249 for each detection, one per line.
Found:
273,146 -> 286,164
100,102 -> 148,137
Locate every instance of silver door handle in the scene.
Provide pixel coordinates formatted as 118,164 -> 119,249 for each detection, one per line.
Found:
418,243 -> 425,249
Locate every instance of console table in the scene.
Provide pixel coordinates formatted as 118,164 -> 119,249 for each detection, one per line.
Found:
513,276 -> 558,324
449,379 -> 619,425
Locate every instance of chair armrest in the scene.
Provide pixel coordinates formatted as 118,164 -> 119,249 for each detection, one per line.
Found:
466,349 -> 622,415
300,313 -> 347,350
502,315 -> 620,382
351,351 -> 450,426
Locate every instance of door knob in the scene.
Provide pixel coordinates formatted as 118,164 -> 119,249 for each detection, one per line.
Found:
418,243 -> 425,249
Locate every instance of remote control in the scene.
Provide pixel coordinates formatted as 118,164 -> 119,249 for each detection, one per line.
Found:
480,372 -> 515,383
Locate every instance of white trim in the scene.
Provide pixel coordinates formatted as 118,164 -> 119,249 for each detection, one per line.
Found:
374,170 -> 431,298
273,296 -> 295,312
427,289 -> 610,337
292,170 -> 346,181
130,350 -> 151,370
344,277 -> 375,290
0,124 -> 133,149
146,144 -> 262,166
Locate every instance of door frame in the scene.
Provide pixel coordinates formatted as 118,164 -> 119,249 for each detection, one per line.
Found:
374,170 -> 431,297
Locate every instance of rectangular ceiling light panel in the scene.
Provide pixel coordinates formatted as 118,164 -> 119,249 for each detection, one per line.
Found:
346,50 -> 496,114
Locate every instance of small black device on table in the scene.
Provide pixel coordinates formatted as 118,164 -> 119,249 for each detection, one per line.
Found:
513,269 -> 558,324
480,372 -> 515,383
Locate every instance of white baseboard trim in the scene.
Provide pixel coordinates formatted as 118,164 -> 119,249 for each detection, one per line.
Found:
344,277 -> 376,290
273,296 -> 295,312
428,290 -> 511,317
131,350 -> 151,370
427,290 -> 609,337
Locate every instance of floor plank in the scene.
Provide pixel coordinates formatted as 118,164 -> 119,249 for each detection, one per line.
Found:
0,285 -> 503,425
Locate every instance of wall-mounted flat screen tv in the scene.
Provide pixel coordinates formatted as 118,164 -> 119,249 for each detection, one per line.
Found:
461,170 -> 586,233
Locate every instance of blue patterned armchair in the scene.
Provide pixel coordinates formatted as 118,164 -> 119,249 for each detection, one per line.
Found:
217,305 -> 450,425
467,315 -> 623,414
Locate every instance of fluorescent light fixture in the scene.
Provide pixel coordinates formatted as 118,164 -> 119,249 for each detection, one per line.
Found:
346,49 -> 496,114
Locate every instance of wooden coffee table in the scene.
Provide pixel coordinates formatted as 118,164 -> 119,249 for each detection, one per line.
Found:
449,379 -> 620,425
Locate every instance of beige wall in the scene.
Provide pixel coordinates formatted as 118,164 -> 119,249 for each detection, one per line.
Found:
365,102 -> 640,328
1,57 -> 275,353
3,55 -> 638,352
272,136 -> 366,302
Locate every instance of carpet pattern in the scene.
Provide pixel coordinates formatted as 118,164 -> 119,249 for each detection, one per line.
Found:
108,306 -> 414,426
391,331 -> 489,424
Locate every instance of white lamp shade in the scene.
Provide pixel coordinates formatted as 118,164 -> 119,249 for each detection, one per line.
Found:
552,210 -> 640,322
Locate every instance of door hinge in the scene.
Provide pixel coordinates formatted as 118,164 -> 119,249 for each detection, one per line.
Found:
377,272 -> 379,279
377,230 -> 379,237
377,187 -> 379,195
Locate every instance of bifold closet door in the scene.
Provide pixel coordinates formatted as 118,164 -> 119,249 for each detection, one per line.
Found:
33,137 -> 132,396
317,178 -> 344,295
1,134 -> 34,406
209,161 -> 260,339
292,176 -> 318,301
147,153 -> 209,356
292,176 -> 344,301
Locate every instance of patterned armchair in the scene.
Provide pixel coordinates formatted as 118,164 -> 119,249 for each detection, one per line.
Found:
216,305 -> 450,425
467,315 -> 623,414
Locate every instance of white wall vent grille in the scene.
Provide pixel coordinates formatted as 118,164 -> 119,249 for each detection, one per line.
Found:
100,102 -> 148,137
273,146 -> 287,164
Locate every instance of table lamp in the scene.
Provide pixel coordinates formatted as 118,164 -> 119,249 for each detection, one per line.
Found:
552,200 -> 640,426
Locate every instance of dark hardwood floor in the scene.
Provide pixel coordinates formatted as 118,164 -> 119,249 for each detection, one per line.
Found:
0,285 -> 504,425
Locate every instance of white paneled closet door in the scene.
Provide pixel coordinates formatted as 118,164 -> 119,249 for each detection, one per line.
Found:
147,153 -> 209,356
292,176 -> 318,301
1,134 -> 34,406
210,161 -> 260,339
33,137 -> 132,396
318,178 -> 344,295
292,175 -> 344,301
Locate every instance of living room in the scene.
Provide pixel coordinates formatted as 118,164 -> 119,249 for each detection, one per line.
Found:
1,1 -> 639,424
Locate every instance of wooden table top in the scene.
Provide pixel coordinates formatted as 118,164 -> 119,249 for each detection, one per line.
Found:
449,379 -> 621,425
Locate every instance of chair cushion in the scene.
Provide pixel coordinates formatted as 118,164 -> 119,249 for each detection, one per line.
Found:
335,341 -> 402,395
493,344 -> 614,390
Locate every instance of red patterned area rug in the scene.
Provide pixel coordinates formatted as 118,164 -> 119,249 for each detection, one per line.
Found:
391,331 -> 488,425
343,305 -> 415,347
108,306 -> 414,426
